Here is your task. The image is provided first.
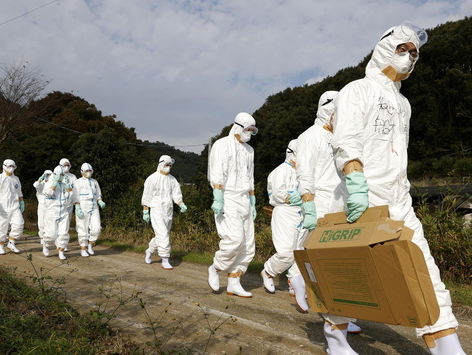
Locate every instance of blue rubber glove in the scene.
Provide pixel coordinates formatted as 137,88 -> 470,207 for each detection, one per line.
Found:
98,200 -> 106,209
180,203 -> 187,213
39,173 -> 47,182
211,189 -> 224,215
75,205 -> 85,219
19,200 -> 25,213
288,191 -> 303,206
302,200 -> 317,230
249,195 -> 257,220
143,209 -> 150,223
345,171 -> 369,223
52,173 -> 61,183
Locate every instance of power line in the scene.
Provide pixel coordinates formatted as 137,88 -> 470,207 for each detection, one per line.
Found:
0,0 -> 61,28
37,117 -> 206,148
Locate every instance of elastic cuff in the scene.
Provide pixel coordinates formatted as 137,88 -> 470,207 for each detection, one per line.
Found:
228,271 -> 243,278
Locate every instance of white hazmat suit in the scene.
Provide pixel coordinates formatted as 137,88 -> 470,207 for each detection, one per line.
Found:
264,140 -> 305,281
0,159 -> 24,254
209,113 -> 256,274
142,155 -> 184,266
74,163 -> 104,251
43,165 -> 74,258
33,170 -> 53,244
208,112 -> 257,297
329,24 -> 464,354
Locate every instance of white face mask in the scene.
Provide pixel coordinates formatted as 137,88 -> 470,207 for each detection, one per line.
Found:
4,167 -> 14,175
62,165 -> 70,173
161,166 -> 171,174
239,131 -> 252,143
391,52 -> 416,74
84,172 -> 92,178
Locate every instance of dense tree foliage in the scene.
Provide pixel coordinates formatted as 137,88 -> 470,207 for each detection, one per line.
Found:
0,91 -> 200,200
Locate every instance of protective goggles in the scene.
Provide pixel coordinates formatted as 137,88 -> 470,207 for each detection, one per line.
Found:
234,122 -> 259,135
3,164 -> 16,169
380,23 -> 428,49
159,159 -> 175,166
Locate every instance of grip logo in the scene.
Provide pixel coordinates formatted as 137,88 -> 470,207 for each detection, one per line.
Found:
319,228 -> 363,243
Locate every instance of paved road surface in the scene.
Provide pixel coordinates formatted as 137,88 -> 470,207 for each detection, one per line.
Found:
2,238 -> 471,354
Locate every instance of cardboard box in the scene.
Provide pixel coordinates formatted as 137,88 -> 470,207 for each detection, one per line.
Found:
294,206 -> 439,328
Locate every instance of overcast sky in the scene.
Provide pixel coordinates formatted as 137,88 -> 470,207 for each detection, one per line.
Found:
0,0 -> 470,153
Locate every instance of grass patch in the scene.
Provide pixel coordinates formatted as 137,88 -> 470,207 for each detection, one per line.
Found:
446,281 -> 472,307
0,266 -> 139,354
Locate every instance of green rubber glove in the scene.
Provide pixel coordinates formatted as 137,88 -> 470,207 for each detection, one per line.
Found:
180,203 -> 187,213
211,189 -> 224,215
143,209 -> 150,223
249,195 -> 257,220
98,200 -> 106,209
302,200 -> 317,230
288,190 -> 303,206
63,175 -> 70,185
19,200 -> 25,213
345,171 -> 369,223
75,205 -> 85,219
52,173 -> 61,183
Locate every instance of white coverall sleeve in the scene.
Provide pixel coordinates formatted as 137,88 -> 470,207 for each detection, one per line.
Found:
268,167 -> 289,205
95,180 -> 102,200
33,181 -> 40,190
296,133 -> 318,196
17,178 -> 23,199
209,140 -> 228,187
248,148 -> 255,191
171,177 -> 183,205
141,176 -> 153,207
332,82 -> 367,172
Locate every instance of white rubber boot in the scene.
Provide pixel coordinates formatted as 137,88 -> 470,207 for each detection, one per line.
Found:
227,275 -> 252,298
80,248 -> 89,257
87,243 -> 95,255
290,274 -> 309,313
161,257 -> 173,270
7,240 -> 20,254
261,269 -> 275,294
58,249 -> 67,260
324,322 -> 359,355
426,331 -> 466,355
144,249 -> 152,264
42,245 -> 50,257
0,244 -> 5,255
208,264 -> 220,292
347,322 -> 362,334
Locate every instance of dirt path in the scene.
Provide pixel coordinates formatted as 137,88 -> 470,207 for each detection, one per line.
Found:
2,237 -> 471,355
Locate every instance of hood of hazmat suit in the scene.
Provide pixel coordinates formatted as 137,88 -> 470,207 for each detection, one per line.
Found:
285,139 -> 297,163
366,23 -> 428,86
81,163 -> 93,178
157,155 -> 175,174
229,112 -> 258,143
59,158 -> 71,173
315,91 -> 338,127
2,159 -> 17,176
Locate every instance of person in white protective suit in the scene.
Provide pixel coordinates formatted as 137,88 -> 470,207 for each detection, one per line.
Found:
207,112 -> 258,298
261,140 -> 306,297
43,165 -> 74,260
74,163 -> 106,257
33,170 -> 53,245
142,155 -> 187,270
290,91 -> 362,333
59,158 -> 77,252
0,159 -> 25,254
325,24 -> 465,355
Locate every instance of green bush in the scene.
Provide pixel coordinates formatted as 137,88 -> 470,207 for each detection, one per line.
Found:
417,198 -> 472,284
